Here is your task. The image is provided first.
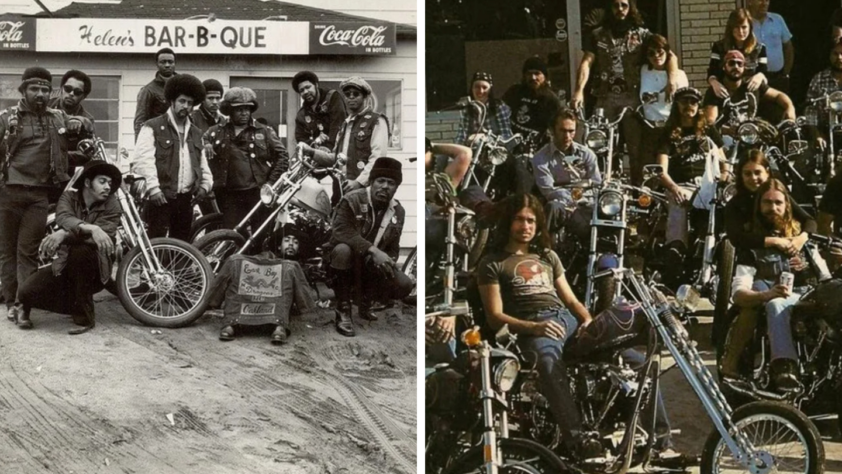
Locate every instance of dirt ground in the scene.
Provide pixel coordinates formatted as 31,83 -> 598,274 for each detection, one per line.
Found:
0,292 -> 417,474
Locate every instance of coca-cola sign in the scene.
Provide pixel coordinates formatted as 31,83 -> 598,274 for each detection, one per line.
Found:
310,22 -> 395,55
0,16 -> 35,51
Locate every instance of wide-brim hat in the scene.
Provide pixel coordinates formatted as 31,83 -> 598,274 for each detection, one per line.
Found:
220,87 -> 259,116
369,157 -> 402,186
72,161 -> 122,194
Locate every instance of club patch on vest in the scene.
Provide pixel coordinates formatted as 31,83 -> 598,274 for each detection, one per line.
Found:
238,261 -> 283,298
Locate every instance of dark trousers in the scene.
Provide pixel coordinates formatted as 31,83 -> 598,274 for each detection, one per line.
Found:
217,188 -> 266,231
19,245 -> 104,323
330,243 -> 414,304
0,185 -> 49,305
147,193 -> 194,242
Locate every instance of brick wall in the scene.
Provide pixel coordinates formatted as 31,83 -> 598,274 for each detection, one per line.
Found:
678,0 -> 737,89
425,111 -> 461,143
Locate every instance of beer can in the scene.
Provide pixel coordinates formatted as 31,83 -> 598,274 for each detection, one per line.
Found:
779,271 -> 794,293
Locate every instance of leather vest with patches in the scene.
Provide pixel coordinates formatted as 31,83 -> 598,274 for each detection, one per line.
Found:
591,26 -> 648,97
343,112 -> 388,181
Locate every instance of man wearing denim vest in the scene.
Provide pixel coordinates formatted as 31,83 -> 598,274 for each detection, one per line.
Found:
132,74 -> 213,241
329,157 -> 412,337
302,76 -> 389,194
0,67 -> 93,323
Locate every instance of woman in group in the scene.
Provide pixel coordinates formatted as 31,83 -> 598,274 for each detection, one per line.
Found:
707,8 -> 768,99
454,71 -> 513,146
717,149 -> 817,377
637,34 -> 688,184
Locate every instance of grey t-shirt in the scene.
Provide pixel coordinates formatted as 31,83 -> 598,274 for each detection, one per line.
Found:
478,249 -> 564,319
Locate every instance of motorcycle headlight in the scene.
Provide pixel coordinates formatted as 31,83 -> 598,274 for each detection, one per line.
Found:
493,358 -> 520,393
674,284 -> 700,312
487,147 -> 508,166
586,130 -> 608,150
260,184 -> 277,206
598,191 -> 623,217
737,123 -> 759,145
130,178 -> 147,201
721,183 -> 737,203
787,140 -> 808,155
455,215 -> 477,246
830,91 -> 842,113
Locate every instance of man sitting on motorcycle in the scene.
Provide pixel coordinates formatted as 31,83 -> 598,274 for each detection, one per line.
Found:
728,179 -> 810,391
477,193 -> 683,464
532,108 -> 601,234
805,38 -> 842,150
703,49 -> 795,131
656,87 -> 727,271
329,157 -> 413,337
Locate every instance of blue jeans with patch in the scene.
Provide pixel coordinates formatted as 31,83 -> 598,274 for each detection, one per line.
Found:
517,307 -> 582,446
752,279 -> 802,361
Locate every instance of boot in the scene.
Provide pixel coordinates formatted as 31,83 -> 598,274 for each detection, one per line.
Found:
333,270 -> 355,337
771,358 -> 800,392
358,298 -> 378,321
719,307 -> 758,380
15,305 -> 32,330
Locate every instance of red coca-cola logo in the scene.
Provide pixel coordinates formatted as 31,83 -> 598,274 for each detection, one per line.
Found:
318,25 -> 387,48
0,21 -> 26,42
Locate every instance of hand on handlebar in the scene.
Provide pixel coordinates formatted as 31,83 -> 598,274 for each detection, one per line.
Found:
426,316 -> 456,345
816,137 -> 827,152
570,91 -> 585,112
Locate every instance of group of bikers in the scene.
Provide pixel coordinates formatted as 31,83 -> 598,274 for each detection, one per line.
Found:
426,0 -> 842,464
0,46 -> 413,342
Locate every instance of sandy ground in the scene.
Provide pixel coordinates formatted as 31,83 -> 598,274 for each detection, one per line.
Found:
0,292 -> 417,474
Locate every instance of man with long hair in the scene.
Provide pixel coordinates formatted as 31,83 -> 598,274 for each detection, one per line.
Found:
728,179 -> 818,390
571,0 -> 680,185
655,87 -> 726,274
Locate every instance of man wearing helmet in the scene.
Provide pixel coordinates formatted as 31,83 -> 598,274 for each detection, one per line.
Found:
132,73 -> 213,241
301,76 -> 389,192
203,87 -> 289,230
292,71 -> 346,150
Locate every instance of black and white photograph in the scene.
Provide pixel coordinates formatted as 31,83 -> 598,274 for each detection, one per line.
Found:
0,0 -> 418,473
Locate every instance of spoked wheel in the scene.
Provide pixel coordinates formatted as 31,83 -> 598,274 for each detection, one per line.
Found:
443,438 -> 571,474
193,229 -> 247,274
116,237 -> 213,328
189,212 -> 223,243
401,246 -> 417,305
700,401 -> 825,474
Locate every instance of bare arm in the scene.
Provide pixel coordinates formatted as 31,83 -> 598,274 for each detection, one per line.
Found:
571,52 -> 595,110
479,283 -> 539,334
765,88 -> 796,120
704,105 -> 719,126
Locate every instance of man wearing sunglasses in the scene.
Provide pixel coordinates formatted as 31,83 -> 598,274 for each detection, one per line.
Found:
703,49 -> 794,131
571,0 -> 681,185
49,70 -> 95,170
301,76 -> 389,193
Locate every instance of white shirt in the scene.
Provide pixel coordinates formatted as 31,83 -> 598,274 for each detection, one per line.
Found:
640,65 -> 688,123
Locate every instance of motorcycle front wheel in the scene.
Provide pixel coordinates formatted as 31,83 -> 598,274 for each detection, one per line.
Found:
116,237 -> 213,328
442,437 -> 571,474
700,400 -> 824,474
189,212 -> 223,243
193,229 -> 247,274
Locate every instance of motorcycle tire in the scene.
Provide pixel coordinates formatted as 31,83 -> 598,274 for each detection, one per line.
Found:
712,240 -> 735,350
593,276 -> 616,315
189,212 -> 223,244
699,400 -> 825,474
401,246 -> 417,305
116,237 -> 214,328
193,229 -> 247,274
442,437 -> 572,474
467,228 -> 488,271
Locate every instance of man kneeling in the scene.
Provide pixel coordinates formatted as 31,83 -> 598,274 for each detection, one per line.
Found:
18,161 -> 121,334
329,157 -> 413,336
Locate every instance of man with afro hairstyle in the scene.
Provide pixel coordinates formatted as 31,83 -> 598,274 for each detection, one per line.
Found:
132,73 -> 213,241
292,71 -> 346,150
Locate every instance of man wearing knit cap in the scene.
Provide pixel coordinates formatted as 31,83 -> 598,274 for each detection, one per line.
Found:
293,70 -> 346,150
301,76 -> 389,192
192,78 -> 227,134
0,66 -> 94,323
703,49 -> 795,129
203,87 -> 289,231
571,0 -> 681,184
502,56 -> 561,148
328,157 -> 413,337
132,73 -> 213,241
134,47 -> 176,141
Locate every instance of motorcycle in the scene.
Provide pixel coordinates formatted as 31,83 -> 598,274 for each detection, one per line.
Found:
194,144 -> 343,280
578,107 -> 631,181
805,90 -> 842,180
508,268 -> 825,473
426,317 -> 569,474
718,234 -> 842,423
51,137 -> 215,327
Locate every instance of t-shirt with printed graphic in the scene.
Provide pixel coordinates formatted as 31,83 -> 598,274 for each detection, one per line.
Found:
478,249 -> 565,319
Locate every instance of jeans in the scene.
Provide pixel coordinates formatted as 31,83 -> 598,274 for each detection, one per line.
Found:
753,279 -> 802,361
216,188 -> 267,232
517,307 -> 582,446
0,185 -> 49,305
665,186 -> 693,246
146,192 -> 194,242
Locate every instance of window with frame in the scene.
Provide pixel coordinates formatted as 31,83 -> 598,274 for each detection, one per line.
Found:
0,74 -> 120,154
318,79 -> 402,149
